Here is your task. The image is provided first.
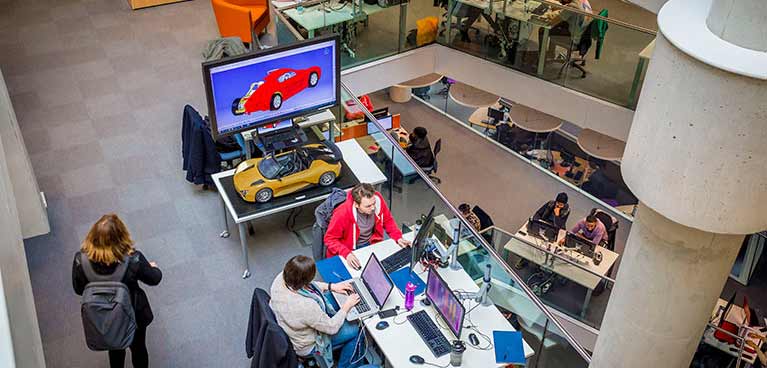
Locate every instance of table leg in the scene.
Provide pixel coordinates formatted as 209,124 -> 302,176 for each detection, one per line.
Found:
628,58 -> 646,108
238,222 -> 251,279
220,197 -> 230,238
581,288 -> 593,319
537,28 -> 550,76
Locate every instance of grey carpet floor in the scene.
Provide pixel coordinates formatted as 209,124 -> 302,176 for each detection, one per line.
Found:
1,0 -> 657,366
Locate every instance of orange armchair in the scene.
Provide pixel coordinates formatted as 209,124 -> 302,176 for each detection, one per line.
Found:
211,0 -> 271,45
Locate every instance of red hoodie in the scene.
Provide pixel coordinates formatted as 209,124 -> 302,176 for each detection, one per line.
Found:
324,191 -> 403,258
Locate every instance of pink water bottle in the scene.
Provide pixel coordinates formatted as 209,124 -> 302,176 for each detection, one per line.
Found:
404,282 -> 416,311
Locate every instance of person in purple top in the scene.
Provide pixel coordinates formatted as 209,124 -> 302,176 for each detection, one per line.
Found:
560,214 -> 608,246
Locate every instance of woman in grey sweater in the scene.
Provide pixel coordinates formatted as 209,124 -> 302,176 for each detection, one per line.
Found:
270,255 -> 375,368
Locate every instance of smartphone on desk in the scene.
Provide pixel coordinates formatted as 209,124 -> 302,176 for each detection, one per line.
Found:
378,306 -> 399,319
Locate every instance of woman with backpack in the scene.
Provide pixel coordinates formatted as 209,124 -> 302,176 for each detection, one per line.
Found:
72,213 -> 162,368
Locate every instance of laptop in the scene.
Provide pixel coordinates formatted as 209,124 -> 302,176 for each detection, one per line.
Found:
333,253 -> 395,321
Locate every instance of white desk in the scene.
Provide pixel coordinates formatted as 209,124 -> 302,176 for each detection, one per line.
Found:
702,298 -> 765,365
212,139 -> 385,278
503,222 -> 619,318
339,238 -> 534,367
282,1 -> 387,38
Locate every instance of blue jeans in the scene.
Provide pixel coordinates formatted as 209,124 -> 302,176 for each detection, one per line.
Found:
318,293 -> 371,368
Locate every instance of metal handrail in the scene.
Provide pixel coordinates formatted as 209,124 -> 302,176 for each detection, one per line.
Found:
340,81 -> 593,362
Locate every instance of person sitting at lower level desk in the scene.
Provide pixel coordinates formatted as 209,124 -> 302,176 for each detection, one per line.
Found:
270,255 -> 377,368
533,192 -> 570,230
406,126 -> 434,168
560,214 -> 607,246
324,183 -> 412,270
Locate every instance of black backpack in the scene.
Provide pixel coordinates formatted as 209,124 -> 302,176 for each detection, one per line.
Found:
80,257 -> 136,351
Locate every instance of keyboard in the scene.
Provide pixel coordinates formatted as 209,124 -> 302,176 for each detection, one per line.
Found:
381,247 -> 410,273
351,283 -> 370,313
407,310 -> 451,357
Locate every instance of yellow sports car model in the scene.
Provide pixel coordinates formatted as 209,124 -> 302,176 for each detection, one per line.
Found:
233,141 -> 343,203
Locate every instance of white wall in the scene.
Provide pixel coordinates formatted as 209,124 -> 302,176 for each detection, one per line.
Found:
341,45 -> 635,142
0,70 -> 49,238
0,69 -> 46,368
341,45 -> 438,96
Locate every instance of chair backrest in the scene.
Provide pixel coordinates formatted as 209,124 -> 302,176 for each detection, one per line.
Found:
472,205 -> 493,229
433,138 -> 442,157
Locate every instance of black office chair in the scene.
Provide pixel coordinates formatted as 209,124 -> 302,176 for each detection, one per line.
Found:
471,205 -> 493,244
420,138 -> 441,184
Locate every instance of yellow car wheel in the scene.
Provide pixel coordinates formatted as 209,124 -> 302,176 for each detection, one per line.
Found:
255,188 -> 273,203
318,171 -> 336,187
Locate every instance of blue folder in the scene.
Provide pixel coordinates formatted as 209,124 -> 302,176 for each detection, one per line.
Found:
315,256 -> 352,283
389,267 -> 426,296
493,331 -> 525,365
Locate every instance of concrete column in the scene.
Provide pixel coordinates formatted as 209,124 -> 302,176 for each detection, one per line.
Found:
590,204 -> 743,367
591,0 -> 767,366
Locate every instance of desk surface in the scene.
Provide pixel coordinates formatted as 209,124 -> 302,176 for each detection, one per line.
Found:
368,130 -> 418,177
212,140 -> 385,223
576,129 -> 625,161
449,82 -> 499,108
283,1 -> 385,31
395,73 -> 443,88
508,104 -> 562,133
468,103 -> 512,130
241,109 -> 335,142
504,223 -> 618,290
340,239 -> 535,367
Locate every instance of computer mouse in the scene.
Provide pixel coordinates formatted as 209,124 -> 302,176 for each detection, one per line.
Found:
469,333 -> 479,346
409,355 -> 425,365
375,321 -> 389,330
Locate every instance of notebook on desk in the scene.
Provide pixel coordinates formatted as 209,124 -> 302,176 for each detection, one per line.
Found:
316,256 -> 352,283
493,331 -> 525,365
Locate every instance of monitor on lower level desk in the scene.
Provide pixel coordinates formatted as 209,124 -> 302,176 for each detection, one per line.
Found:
367,115 -> 393,135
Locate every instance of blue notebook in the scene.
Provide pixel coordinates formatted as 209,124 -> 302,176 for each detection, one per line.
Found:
315,256 -> 352,283
389,268 -> 426,296
493,331 -> 525,365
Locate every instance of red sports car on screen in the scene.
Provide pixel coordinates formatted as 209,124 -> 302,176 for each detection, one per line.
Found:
231,66 -> 322,116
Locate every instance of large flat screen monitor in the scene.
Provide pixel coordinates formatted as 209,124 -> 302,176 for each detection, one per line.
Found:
426,267 -> 465,339
202,35 -> 340,139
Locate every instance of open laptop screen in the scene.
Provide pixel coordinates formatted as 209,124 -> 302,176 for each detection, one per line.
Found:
361,254 -> 394,307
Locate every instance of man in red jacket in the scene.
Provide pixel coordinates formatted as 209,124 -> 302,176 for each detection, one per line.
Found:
324,183 -> 412,269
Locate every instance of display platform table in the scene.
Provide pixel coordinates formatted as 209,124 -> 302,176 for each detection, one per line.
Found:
331,237 -> 535,367
503,222 -> 619,318
212,139 -> 386,278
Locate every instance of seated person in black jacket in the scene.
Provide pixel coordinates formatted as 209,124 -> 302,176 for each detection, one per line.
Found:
532,192 -> 570,229
516,193 -> 570,269
406,127 -> 434,168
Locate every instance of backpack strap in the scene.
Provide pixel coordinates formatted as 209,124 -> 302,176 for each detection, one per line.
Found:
81,255 -> 129,283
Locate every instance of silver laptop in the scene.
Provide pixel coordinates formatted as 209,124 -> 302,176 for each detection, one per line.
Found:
334,253 -> 394,321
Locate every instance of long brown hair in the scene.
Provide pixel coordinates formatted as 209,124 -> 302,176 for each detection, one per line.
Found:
81,214 -> 134,265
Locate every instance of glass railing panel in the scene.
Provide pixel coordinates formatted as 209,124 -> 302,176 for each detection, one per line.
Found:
276,0 -> 404,68
434,0 -> 656,109
539,321 -> 590,368
341,82 -> 591,365
402,0 -> 444,52
274,8 -> 305,44
498,227 -> 615,329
